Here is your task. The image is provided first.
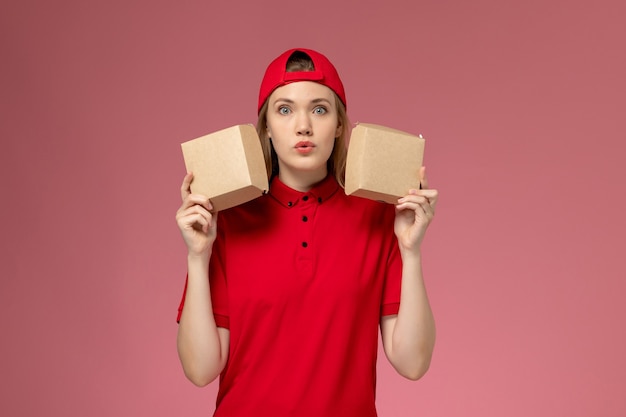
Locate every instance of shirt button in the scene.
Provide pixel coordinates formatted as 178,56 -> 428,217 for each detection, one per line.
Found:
287,201 -> 293,207
302,216 -> 308,222
302,242 -> 308,248
317,197 -> 322,203
302,196 -> 309,201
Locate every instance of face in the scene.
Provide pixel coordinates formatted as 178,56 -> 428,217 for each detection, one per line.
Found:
265,81 -> 342,187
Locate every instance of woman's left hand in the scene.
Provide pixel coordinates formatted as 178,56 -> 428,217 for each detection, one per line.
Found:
394,167 -> 438,253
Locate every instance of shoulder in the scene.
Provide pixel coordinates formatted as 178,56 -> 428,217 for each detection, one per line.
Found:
342,193 -> 396,216
325,192 -> 397,233
216,193 -> 275,227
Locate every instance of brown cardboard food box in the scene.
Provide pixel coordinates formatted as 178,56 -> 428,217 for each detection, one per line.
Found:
181,125 -> 269,211
345,123 -> 425,204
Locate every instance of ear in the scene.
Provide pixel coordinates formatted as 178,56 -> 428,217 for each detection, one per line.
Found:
335,119 -> 343,138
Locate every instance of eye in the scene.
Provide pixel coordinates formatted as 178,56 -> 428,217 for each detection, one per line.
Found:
278,106 -> 291,115
313,106 -> 327,115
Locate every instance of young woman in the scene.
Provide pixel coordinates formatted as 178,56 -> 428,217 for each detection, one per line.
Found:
175,48 -> 438,416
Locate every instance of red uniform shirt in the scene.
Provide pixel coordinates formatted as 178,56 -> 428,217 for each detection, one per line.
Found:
178,175 -> 402,416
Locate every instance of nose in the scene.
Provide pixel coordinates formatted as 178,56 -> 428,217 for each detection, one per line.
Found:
295,112 -> 312,136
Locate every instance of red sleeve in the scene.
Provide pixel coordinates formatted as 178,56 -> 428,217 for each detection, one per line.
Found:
381,225 -> 402,317
176,276 -> 188,323
209,238 -> 230,328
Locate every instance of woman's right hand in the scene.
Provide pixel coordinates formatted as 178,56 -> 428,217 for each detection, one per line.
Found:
175,172 -> 218,256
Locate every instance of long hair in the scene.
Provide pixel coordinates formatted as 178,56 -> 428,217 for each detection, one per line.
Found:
256,51 -> 350,187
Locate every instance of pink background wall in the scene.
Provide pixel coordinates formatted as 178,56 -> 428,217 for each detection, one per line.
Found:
1,0 -> 625,416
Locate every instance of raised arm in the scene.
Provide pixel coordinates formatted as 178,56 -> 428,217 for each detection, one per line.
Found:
381,167 -> 437,381
175,172 -> 229,386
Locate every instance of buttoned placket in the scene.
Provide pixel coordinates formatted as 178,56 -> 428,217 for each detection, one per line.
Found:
295,193 -> 321,278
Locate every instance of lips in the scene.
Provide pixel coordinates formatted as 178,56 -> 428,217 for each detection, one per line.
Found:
295,141 -> 315,149
295,141 -> 315,154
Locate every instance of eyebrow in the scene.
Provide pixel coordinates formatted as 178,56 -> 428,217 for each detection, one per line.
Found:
273,98 -> 332,105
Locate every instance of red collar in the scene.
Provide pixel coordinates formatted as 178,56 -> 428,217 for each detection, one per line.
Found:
269,175 -> 340,208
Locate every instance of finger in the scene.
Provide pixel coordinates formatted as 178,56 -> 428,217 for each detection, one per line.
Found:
419,166 -> 429,190
189,212 -> 210,229
416,194 -> 436,214
396,197 -> 427,212
422,188 -> 438,210
406,189 -> 438,210
180,194 -> 213,213
398,194 -> 430,205
177,203 -> 213,223
212,211 -> 219,230
177,209 -> 211,233
397,197 -> 435,218
396,202 -> 428,220
189,194 -> 213,212
180,172 -> 194,201
421,199 -> 435,218
176,203 -> 209,226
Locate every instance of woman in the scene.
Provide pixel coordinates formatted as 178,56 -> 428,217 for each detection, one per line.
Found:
175,48 -> 438,416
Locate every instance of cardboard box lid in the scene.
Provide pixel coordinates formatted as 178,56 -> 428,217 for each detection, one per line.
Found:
345,123 -> 425,204
181,125 -> 269,211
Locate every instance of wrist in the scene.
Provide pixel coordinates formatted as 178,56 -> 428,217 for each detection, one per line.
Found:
399,247 -> 422,263
187,251 -> 210,266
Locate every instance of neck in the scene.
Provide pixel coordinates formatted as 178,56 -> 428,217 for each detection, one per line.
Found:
278,168 -> 328,192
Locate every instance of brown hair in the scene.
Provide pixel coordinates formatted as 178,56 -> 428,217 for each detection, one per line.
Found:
256,52 -> 350,187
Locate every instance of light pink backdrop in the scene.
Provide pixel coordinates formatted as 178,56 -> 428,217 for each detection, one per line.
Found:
1,1 -> 625,416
